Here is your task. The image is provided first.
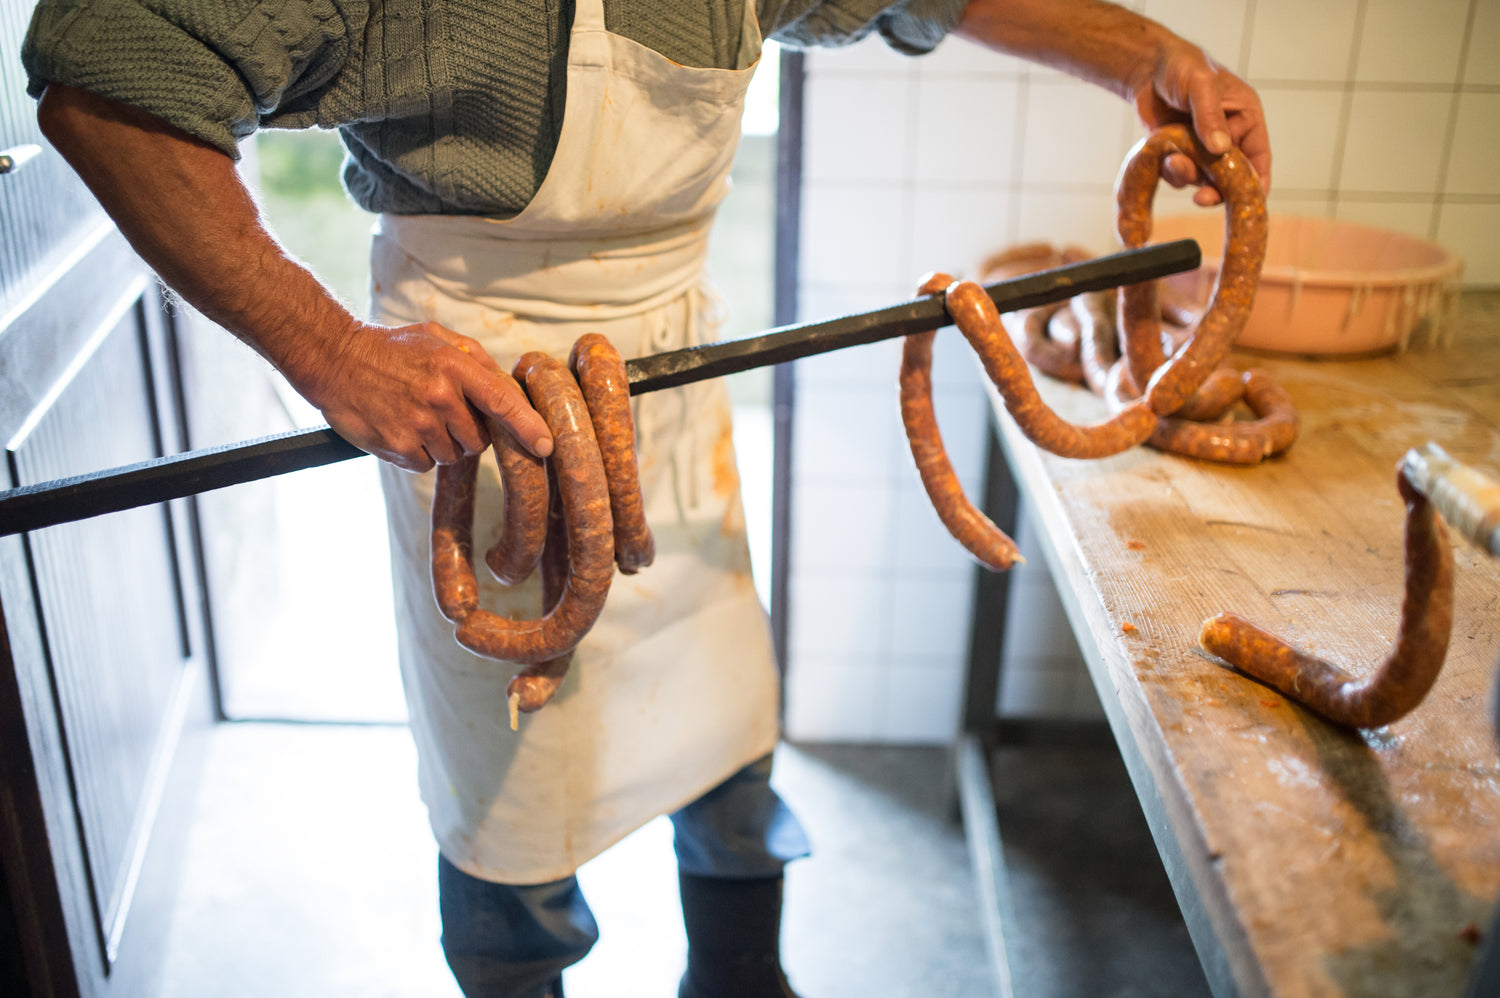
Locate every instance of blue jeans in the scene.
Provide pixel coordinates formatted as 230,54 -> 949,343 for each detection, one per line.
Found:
438,753 -> 809,998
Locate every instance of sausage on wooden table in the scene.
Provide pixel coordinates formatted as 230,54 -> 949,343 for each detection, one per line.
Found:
1198,464 -> 1454,728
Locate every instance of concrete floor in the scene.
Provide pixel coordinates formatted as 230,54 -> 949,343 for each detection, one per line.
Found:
166,391 -> 1205,997
988,742 -> 1211,998
155,723 -> 1207,998
156,728 -> 993,998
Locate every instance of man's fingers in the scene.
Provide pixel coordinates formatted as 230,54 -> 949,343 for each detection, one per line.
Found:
468,367 -> 554,458
1184,67 -> 1231,157
445,402 -> 491,456
1232,114 -> 1273,192
1161,152 -> 1199,189
325,416 -> 437,473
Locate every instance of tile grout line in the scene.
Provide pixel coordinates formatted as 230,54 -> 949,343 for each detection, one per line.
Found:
1325,0 -> 1371,219
1006,71 -> 1030,247
1428,0 -> 1480,240
1236,0 -> 1257,78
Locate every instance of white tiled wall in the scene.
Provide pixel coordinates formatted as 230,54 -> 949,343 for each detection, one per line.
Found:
783,0 -> 1500,744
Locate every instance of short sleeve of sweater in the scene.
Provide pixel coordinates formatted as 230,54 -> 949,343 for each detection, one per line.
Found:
22,0 -> 357,160
763,0 -> 970,55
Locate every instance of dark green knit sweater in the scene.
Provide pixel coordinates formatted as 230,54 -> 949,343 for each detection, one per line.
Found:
23,0 -> 966,215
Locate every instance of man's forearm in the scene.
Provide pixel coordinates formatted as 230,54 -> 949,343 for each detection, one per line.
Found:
955,0 -> 1166,101
34,84 -> 553,470
36,84 -> 359,389
955,0 -> 1272,195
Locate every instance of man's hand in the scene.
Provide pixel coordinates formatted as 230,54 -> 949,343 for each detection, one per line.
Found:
288,319 -> 553,473
1134,42 -> 1271,206
956,0 -> 1272,206
37,83 -> 551,473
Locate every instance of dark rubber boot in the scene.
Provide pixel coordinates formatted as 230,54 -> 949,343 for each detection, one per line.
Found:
677,873 -> 801,998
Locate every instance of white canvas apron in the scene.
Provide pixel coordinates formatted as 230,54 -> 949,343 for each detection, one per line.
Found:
369,0 -> 777,884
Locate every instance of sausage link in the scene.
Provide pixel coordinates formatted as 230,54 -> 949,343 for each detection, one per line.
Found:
946,281 -> 1157,459
975,242 -> 1060,282
1118,280 -> 1165,397
570,333 -> 655,574
901,325 -> 1023,571
1010,299 -> 1085,385
484,416 -> 549,586
1071,289 -> 1118,397
432,454 -> 482,623
1199,466 -> 1454,728
1108,361 -> 1296,465
1147,417 -> 1268,465
448,352 -> 616,664
1115,123 -> 1268,415
506,462 -> 574,718
1241,368 -> 1298,456
1047,301 -> 1082,349
1160,296 -> 1202,332
1173,366 -> 1244,422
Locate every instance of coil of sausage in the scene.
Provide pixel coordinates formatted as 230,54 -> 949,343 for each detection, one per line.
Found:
1138,368 -> 1297,464
431,351 -> 617,666
1170,366 -> 1244,423
1014,300 -> 1085,385
1115,123 -> 1268,416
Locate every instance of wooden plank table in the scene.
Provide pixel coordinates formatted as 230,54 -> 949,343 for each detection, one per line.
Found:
969,292 -> 1500,997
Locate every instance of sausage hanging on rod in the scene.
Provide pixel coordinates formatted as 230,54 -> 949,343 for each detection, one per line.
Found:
980,244 -> 1093,388
1115,122 -> 1269,416
571,333 -> 655,574
1198,462 -> 1454,728
900,272 -> 1022,570
943,280 -> 1158,460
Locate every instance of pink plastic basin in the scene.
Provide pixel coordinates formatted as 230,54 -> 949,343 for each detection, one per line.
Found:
1153,214 -> 1465,356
